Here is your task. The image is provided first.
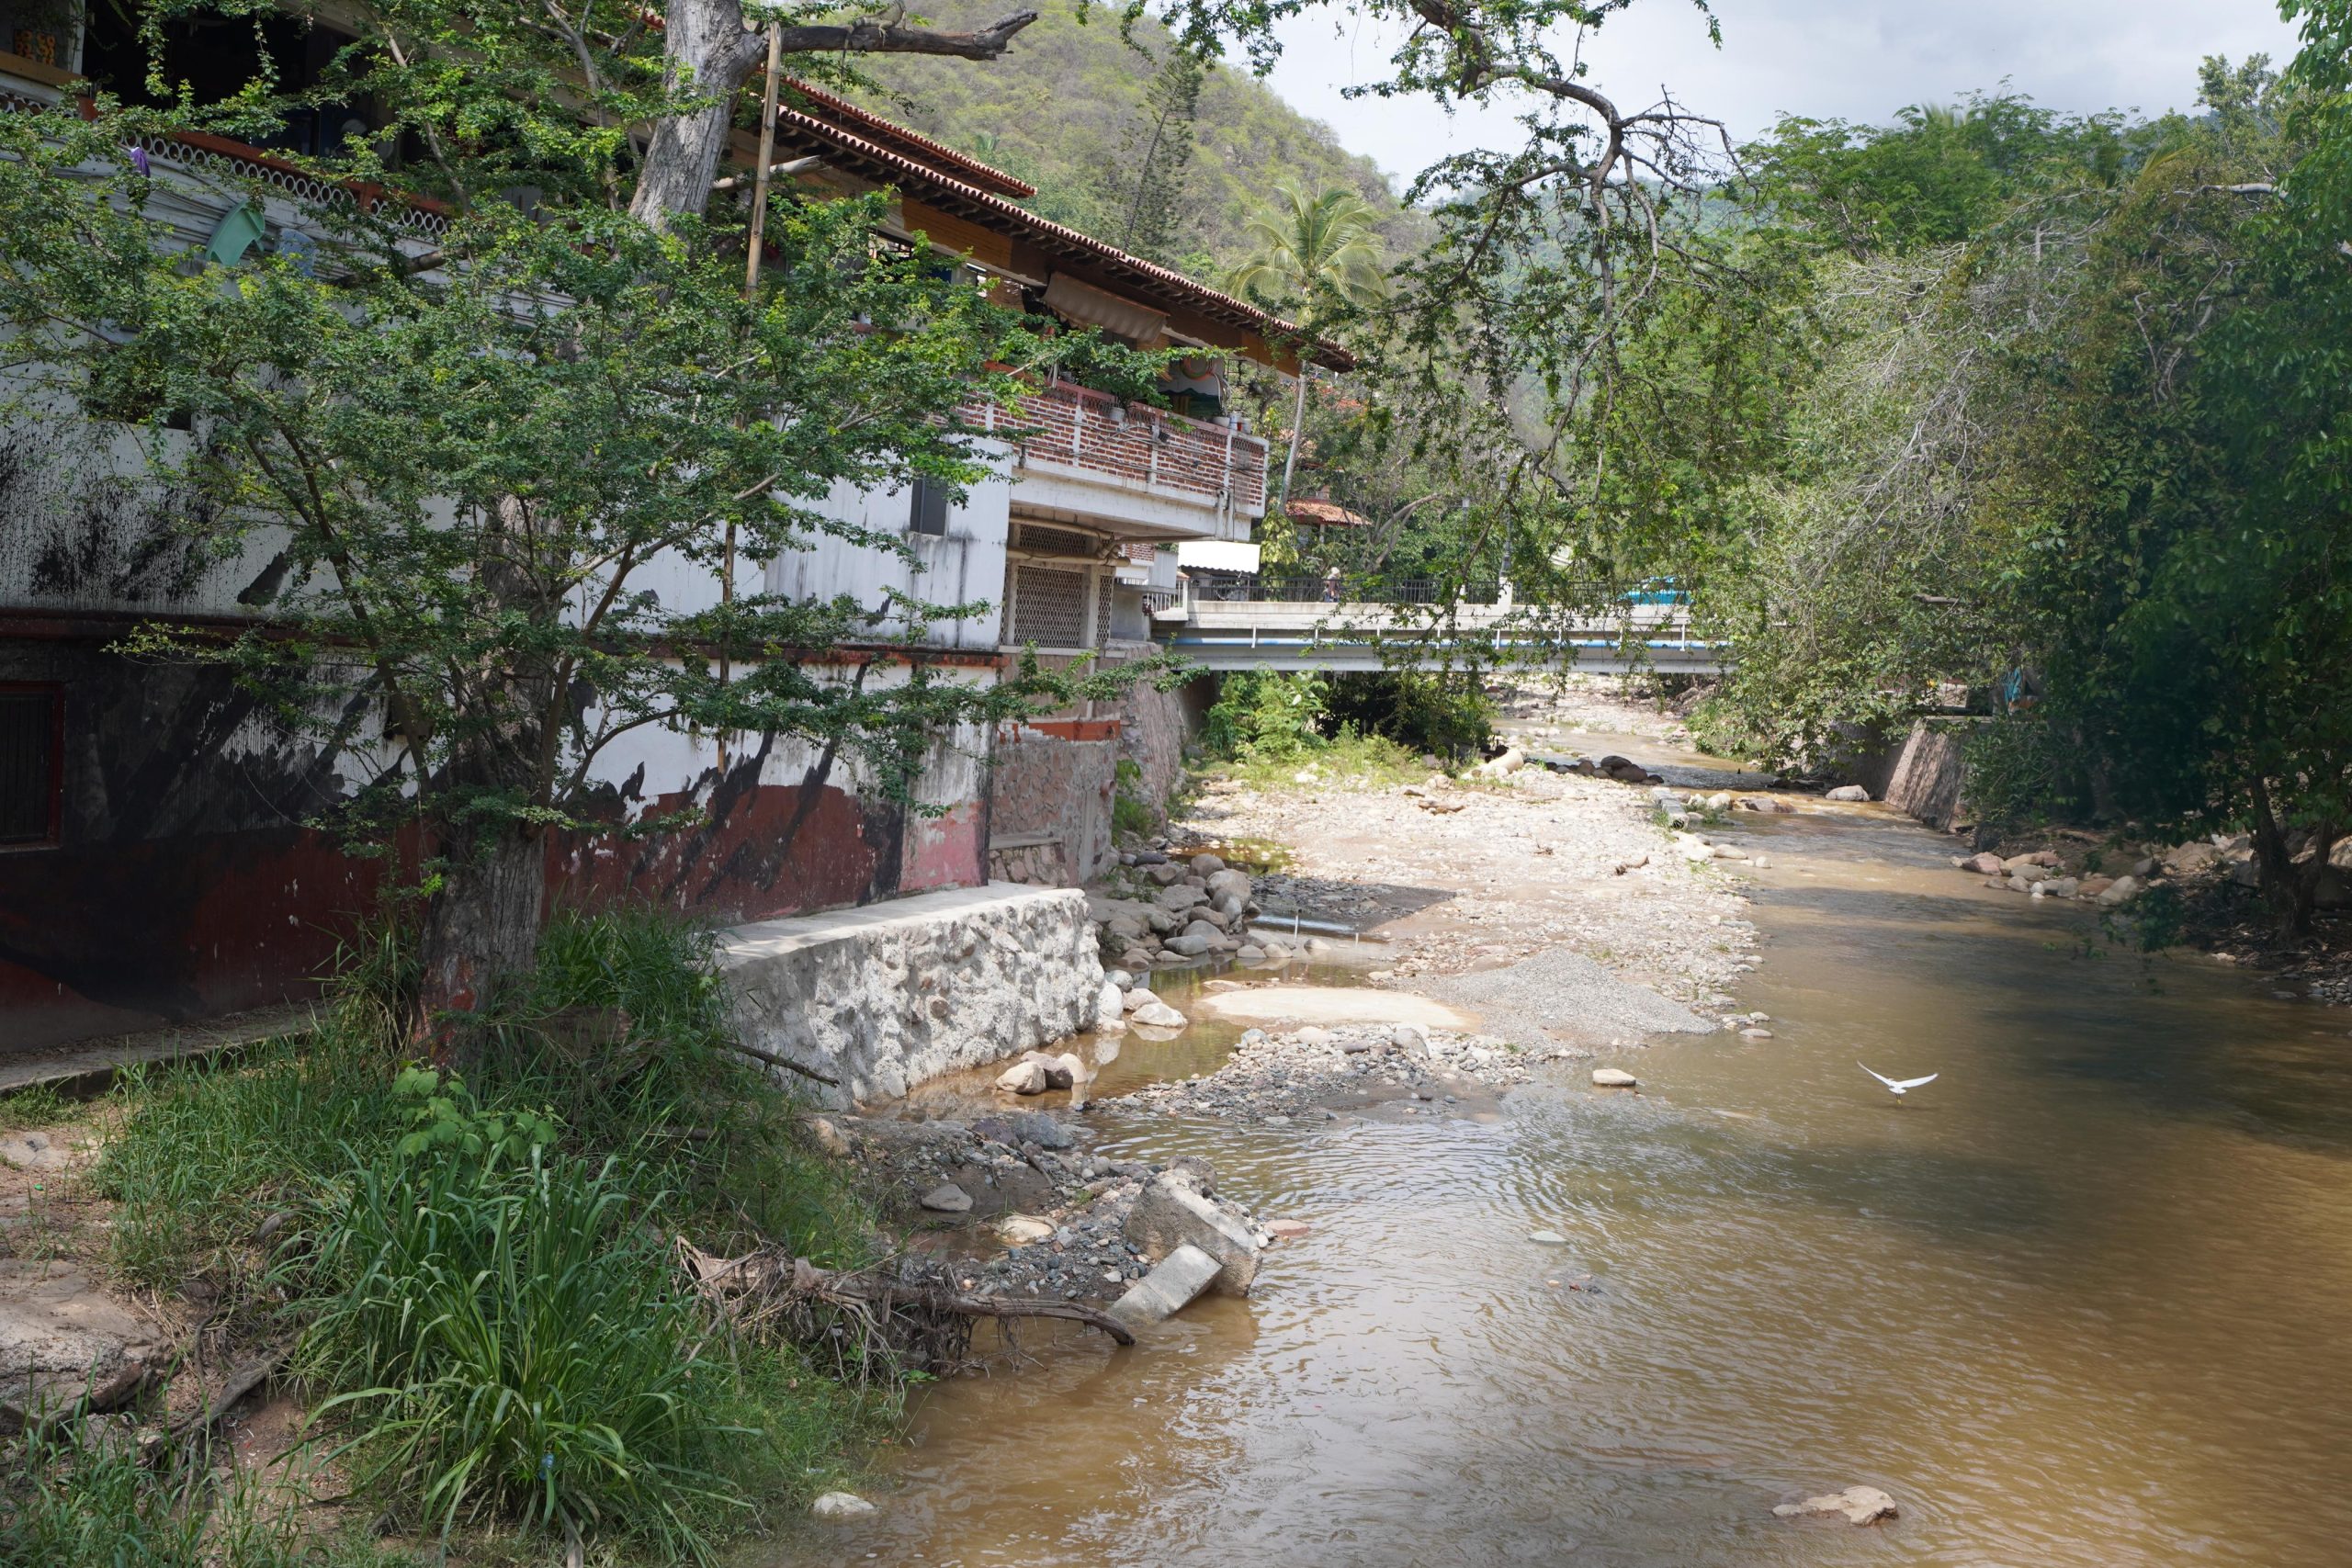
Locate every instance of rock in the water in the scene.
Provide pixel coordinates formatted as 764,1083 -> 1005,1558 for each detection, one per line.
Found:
1125,1173 -> 1261,1294
1826,784 -> 1871,802
1106,968 -> 1135,990
812,1492 -> 878,1519
1096,979 -> 1125,1031
1960,852 -> 2006,875
1131,1000 -> 1188,1028
1591,1067 -> 1638,1088
1265,1218 -> 1313,1239
1106,1243 -> 1223,1325
1596,754 -> 1648,783
1123,986 -> 1159,1012
1163,933 -> 1213,957
1236,944 -> 1266,962
919,1183 -> 973,1213
2097,874 -> 2143,907
1529,1230 -> 1568,1246
994,1059 -> 1050,1096
1772,1485 -> 1897,1526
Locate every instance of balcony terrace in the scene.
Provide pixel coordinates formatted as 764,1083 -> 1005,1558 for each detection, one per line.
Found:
969,378 -> 1268,546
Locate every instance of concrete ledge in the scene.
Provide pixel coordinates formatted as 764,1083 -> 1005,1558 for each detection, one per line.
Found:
716,882 -> 1103,1108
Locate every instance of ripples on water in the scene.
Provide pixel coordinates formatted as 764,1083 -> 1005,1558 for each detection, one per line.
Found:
774,800 -> 2352,1567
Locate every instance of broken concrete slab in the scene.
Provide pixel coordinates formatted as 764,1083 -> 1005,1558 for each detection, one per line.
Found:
1124,1174 -> 1260,1294
1107,1244 -> 1223,1326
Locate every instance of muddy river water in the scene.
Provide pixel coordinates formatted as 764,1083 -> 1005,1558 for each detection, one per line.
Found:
777,781 -> 2352,1566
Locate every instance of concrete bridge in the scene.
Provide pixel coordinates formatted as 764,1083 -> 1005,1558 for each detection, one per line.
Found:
1157,591 -> 1728,675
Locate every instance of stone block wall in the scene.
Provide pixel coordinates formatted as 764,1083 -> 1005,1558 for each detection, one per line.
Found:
715,882 -> 1103,1108
988,733 -> 1117,884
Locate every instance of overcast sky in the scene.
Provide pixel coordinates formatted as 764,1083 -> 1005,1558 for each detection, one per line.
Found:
1261,0 -> 2307,186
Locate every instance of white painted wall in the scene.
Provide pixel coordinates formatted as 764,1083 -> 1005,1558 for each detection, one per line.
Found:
763,441 -> 1012,651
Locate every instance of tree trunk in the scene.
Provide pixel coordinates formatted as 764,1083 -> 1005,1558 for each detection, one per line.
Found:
1278,369 -> 1308,507
417,826 -> 547,1039
629,0 -> 767,228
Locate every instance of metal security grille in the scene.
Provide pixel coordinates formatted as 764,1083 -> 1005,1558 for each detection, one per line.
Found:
0,689 -> 60,845
1012,566 -> 1088,649
1094,571 -> 1114,647
1015,524 -> 1095,559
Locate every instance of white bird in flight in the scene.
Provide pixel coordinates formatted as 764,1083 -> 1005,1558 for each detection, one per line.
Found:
1860,1063 -> 1939,1100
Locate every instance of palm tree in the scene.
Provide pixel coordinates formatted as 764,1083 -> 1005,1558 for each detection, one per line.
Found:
1225,183 -> 1388,506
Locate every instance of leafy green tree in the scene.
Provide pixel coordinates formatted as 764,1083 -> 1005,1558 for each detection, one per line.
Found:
0,0 -> 1136,1029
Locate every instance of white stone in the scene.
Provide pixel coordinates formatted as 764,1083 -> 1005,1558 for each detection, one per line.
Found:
1591,1067 -> 1638,1088
999,1215 -> 1055,1245
812,1492 -> 878,1519
1096,979 -> 1125,1031
1826,784 -> 1871,802
1772,1485 -> 1897,1526
1295,1026 -> 1333,1046
2097,874 -> 2143,907
1131,1000 -> 1188,1028
995,1059 -> 1049,1095
1529,1230 -> 1568,1246
1123,986 -> 1159,1012
1106,1243 -> 1223,1325
1391,1022 -> 1429,1052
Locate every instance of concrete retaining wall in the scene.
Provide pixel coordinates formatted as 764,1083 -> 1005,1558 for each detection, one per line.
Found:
715,882 -> 1103,1108
1881,720 -> 1977,829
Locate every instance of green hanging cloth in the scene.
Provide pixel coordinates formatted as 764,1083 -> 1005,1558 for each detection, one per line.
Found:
204,204 -> 266,266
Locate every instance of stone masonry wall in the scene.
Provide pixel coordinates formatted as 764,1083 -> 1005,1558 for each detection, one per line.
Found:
714,883 -> 1103,1108
1117,677 -> 1193,828
989,734 -> 1117,884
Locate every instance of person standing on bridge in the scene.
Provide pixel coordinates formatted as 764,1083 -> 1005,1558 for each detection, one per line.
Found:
1322,568 -> 1341,603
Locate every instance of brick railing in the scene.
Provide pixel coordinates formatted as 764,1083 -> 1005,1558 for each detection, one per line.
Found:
970,380 -> 1269,517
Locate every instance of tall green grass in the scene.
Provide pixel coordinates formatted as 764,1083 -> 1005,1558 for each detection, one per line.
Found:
70,903 -> 885,1565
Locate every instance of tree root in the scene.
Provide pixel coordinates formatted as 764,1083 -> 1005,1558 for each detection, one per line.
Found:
675,1241 -> 1133,1378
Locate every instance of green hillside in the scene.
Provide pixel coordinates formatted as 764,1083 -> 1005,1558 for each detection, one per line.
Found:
846,3 -> 1427,281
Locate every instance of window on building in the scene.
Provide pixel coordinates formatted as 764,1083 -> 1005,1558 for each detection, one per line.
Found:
908,475 -> 949,536
0,686 -> 62,848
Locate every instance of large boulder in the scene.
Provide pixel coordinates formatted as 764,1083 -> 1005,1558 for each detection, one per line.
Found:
1155,885 -> 1209,915
1095,979 -> 1125,1032
1132,999 -> 1188,1028
1205,868 -> 1252,904
1124,1173 -> 1261,1294
1959,852 -> 2006,875
1825,784 -> 1871,802
1163,933 -> 1214,957
1596,754 -> 1648,783
1191,852 -> 1227,875
1182,919 -> 1224,945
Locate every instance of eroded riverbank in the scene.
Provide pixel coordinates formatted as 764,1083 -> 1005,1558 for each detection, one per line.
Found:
776,700 -> 2352,1568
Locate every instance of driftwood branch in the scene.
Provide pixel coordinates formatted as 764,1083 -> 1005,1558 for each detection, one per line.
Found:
166,1340 -> 292,1445
714,1035 -> 842,1087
